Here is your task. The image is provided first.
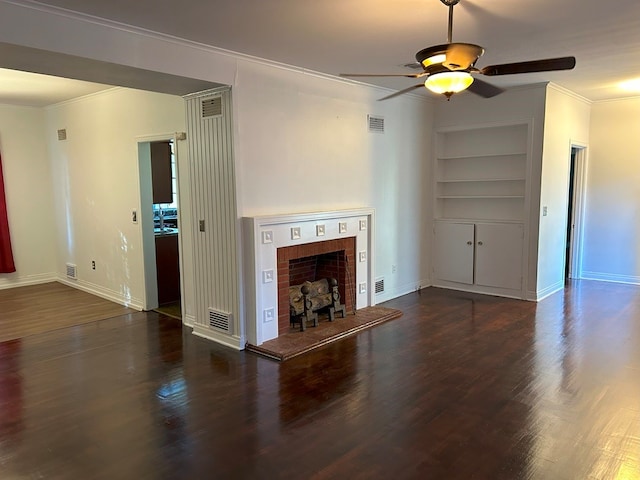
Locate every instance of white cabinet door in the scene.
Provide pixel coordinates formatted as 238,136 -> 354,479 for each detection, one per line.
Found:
434,222 -> 475,284
474,223 -> 523,290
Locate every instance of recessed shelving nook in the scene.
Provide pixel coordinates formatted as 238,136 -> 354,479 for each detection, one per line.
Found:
432,122 -> 530,299
435,123 -> 529,223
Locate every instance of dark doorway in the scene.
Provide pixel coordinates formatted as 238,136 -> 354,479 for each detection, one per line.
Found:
565,147 -> 578,281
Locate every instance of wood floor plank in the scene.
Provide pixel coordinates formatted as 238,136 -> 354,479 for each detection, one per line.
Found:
0,280 -> 639,479
0,282 -> 135,342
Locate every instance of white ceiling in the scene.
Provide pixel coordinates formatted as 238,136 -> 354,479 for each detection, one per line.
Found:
2,0 -> 640,105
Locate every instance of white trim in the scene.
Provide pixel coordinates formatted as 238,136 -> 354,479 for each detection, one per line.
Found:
534,281 -> 565,301
0,272 -> 57,289
182,314 -> 196,328
57,276 -> 144,310
243,208 -> 375,346
581,272 -> 640,285
192,325 -> 244,350
547,82 -> 592,105
374,278 -> 430,304
567,143 -> 588,280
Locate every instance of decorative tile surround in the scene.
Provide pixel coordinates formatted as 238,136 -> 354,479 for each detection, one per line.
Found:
243,209 -> 375,345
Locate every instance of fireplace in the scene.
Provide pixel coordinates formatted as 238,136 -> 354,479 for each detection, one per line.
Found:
243,208 -> 375,346
277,238 -> 356,334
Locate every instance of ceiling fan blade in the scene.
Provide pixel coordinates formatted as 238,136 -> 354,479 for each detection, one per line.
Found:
444,43 -> 484,70
340,72 -> 427,79
480,56 -> 576,76
378,84 -> 424,101
467,78 -> 504,98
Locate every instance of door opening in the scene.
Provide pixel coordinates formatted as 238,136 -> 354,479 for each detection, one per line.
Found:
138,136 -> 183,320
565,145 -> 587,281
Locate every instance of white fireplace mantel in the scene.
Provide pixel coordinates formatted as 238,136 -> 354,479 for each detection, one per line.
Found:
242,208 -> 375,346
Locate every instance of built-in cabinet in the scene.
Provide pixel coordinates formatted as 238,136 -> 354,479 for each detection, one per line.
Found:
155,234 -> 180,306
434,221 -> 523,290
150,141 -> 173,204
433,123 -> 529,298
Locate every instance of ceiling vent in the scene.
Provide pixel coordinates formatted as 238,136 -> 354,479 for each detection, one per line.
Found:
66,263 -> 77,280
57,129 -> 67,141
209,308 -> 233,334
368,115 -> 384,134
201,96 -> 223,119
375,277 -> 385,294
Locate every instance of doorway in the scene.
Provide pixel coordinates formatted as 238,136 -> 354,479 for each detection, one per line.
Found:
138,136 -> 183,319
565,145 -> 587,281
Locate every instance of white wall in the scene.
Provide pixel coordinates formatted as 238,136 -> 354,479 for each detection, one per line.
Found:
234,61 -> 434,301
0,104 -> 57,288
45,88 -> 187,309
582,97 -> 640,284
0,2 -> 433,321
538,85 -> 591,296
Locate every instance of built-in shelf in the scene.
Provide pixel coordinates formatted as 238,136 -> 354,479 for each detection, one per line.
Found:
437,177 -> 526,183
434,123 -> 529,223
436,195 -> 525,199
437,151 -> 527,160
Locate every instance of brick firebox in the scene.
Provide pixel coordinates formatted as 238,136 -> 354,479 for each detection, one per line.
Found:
277,238 -> 356,334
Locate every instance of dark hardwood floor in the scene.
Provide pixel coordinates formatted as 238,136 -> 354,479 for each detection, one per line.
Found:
1,280 -> 639,479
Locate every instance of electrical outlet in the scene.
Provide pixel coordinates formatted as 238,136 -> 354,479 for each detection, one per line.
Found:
392,264 -> 397,274
91,260 -> 96,270
131,209 -> 137,223
542,206 -> 548,216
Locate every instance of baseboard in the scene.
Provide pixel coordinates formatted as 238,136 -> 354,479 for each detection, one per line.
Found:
374,278 -> 431,304
57,276 -> 144,310
183,314 -> 196,328
580,271 -> 640,285
192,324 -> 245,351
0,272 -> 57,290
534,281 -> 565,301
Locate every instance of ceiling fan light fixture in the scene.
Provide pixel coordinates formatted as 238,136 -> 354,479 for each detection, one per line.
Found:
421,53 -> 447,68
425,71 -> 474,98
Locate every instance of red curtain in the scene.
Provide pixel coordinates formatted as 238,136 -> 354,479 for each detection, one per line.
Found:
0,152 -> 16,273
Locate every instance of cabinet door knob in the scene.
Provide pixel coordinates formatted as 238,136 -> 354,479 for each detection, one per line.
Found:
467,241 -> 473,245
477,241 -> 483,246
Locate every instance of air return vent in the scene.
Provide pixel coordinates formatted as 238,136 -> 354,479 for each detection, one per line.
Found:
209,308 -> 233,334
375,277 -> 385,294
368,115 -> 384,133
201,96 -> 223,119
66,263 -> 77,280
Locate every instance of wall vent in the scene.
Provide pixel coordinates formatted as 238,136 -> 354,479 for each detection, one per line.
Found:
66,263 -> 77,280
209,308 -> 233,334
374,277 -> 385,294
201,97 -> 223,119
57,129 -> 67,141
368,115 -> 385,133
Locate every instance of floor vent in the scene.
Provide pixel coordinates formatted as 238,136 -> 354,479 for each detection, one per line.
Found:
375,277 -> 385,294
66,263 -> 77,280
201,96 -> 223,119
209,308 -> 233,334
368,115 -> 385,133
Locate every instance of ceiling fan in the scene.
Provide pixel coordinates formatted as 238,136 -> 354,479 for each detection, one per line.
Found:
340,0 -> 576,100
